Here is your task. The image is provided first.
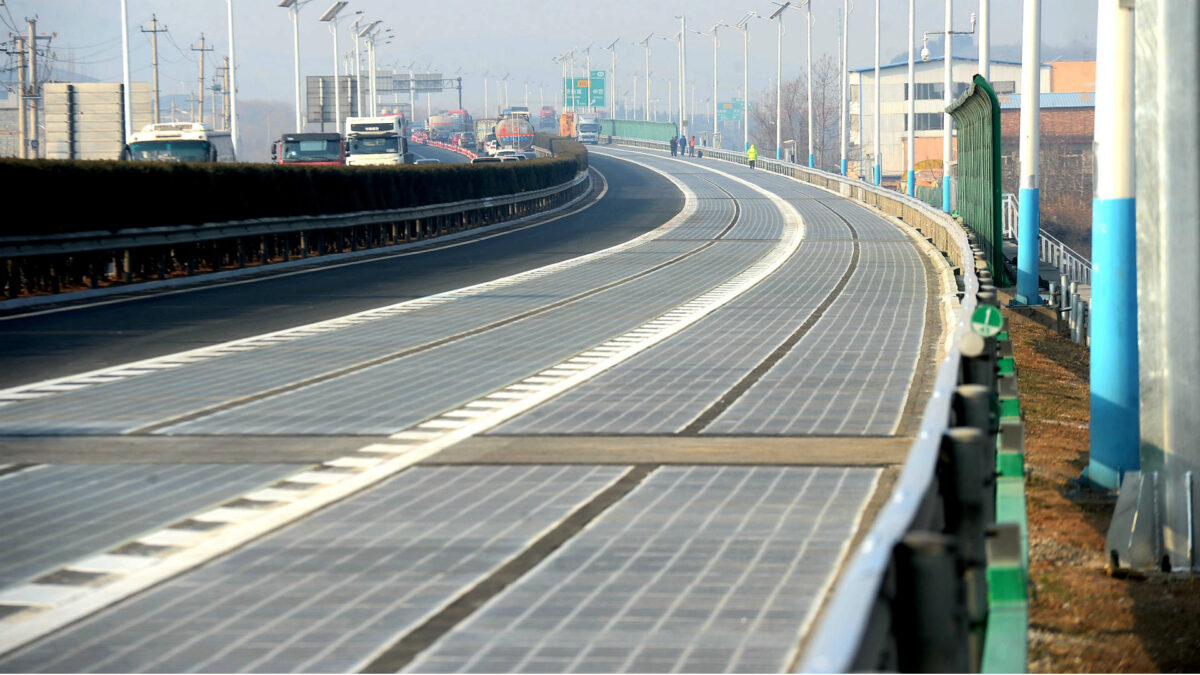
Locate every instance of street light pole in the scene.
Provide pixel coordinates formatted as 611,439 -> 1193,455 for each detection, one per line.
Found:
806,1 -> 814,167
979,0 -> 990,82
766,2 -> 791,161
319,2 -> 348,133
873,0 -> 881,184
722,13 -> 754,152
121,0 -> 132,142
226,0 -> 239,153
277,0 -> 305,132
840,0 -> 849,176
639,34 -> 653,121
907,0 -> 915,196
695,23 -> 721,142
943,0 -> 952,211
603,39 -> 619,121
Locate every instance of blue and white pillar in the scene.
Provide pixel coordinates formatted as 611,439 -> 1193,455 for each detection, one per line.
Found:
942,0 -> 953,212
1087,0 -> 1139,489
874,0 -> 881,185
840,0 -> 849,176
906,0 -> 915,195
1014,0 -> 1042,306
807,4 -> 815,168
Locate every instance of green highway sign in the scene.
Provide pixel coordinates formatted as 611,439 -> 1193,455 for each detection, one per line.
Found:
970,304 -> 1004,337
718,98 -> 744,122
562,72 -> 606,108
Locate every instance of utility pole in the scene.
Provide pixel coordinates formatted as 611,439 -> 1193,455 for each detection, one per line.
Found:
226,0 -> 238,154
121,0 -> 132,142
15,35 -> 27,158
221,56 -> 232,131
141,15 -> 167,123
26,18 -> 39,158
191,34 -> 214,124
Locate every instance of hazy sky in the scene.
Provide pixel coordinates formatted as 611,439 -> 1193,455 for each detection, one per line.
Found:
8,0 -> 1097,116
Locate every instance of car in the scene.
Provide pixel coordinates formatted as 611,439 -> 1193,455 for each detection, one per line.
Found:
470,156 -> 501,163
498,155 -> 523,162
484,139 -> 501,156
494,149 -> 520,159
414,158 -> 440,164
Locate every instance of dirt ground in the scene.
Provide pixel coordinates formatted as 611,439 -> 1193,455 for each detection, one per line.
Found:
1008,308 -> 1200,673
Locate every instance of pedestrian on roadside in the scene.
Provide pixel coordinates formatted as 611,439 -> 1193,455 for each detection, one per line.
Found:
747,143 -> 758,168
670,136 -> 678,156
689,136 -> 696,156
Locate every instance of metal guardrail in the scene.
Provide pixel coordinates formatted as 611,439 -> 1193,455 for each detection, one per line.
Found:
1002,192 -> 1093,287
1,171 -> 590,299
606,137 -> 1028,672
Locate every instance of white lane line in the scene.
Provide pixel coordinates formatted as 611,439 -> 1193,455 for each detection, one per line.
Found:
0,167 -> 684,411
0,149 -> 802,660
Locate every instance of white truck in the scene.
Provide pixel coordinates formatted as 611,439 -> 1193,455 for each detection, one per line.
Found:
121,122 -> 236,163
575,116 -> 601,145
344,116 -> 413,166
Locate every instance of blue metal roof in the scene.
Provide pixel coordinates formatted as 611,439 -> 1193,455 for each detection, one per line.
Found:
851,56 -> 1027,73
997,92 -> 1095,109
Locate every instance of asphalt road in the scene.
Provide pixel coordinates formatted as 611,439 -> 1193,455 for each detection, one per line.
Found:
0,153 -> 681,388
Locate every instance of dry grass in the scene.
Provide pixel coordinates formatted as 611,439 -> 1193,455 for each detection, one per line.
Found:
1008,308 -> 1200,673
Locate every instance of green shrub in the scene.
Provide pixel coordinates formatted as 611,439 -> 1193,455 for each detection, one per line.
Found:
1,153 -> 583,237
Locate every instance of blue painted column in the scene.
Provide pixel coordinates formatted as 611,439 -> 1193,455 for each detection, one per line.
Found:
907,171 -> 915,197
943,176 -> 953,212
1086,0 -> 1139,489
841,158 -> 848,176
1016,188 -> 1041,303
1013,0 -> 1042,306
809,153 -> 814,168
874,164 -> 881,186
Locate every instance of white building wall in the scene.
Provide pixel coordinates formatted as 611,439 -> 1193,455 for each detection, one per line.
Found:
850,59 -> 1051,177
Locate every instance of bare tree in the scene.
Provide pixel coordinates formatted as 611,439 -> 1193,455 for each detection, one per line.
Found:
749,56 -> 840,169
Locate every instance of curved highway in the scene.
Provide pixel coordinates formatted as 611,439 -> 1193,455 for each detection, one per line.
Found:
0,146 -> 947,673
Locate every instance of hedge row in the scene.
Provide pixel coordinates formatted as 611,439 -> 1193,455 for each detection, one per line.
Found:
2,149 -> 586,236
533,133 -> 588,171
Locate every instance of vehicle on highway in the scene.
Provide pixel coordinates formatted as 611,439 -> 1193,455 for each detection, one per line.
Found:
495,116 -> 535,151
474,118 -> 498,150
344,116 -> 414,166
503,106 -> 531,120
121,123 -> 236,163
270,132 -> 343,166
470,156 -> 501,163
493,149 -> 522,160
484,138 -> 501,156
413,158 -> 441,164
457,131 -> 476,149
539,106 -> 556,129
575,116 -> 601,144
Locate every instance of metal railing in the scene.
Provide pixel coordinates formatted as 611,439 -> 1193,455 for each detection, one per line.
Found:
606,137 -> 1028,672
1,171 -> 590,302
1002,192 -> 1093,287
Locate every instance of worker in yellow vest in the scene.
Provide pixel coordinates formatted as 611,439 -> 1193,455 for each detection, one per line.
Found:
747,144 -> 758,169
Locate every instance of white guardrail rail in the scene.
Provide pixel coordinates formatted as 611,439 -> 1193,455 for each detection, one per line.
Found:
606,136 -> 1025,671
1002,192 -> 1092,287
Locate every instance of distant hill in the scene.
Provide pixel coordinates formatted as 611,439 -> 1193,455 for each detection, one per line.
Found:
886,36 -> 1095,66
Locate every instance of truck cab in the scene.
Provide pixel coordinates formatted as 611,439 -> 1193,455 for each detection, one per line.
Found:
121,123 -> 236,163
344,117 -> 413,166
272,132 -> 344,166
576,117 -> 601,145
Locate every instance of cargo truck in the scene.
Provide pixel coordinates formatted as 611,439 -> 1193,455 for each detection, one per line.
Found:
121,122 -> 236,162
575,116 -> 601,144
271,132 -> 344,166
344,116 -> 413,166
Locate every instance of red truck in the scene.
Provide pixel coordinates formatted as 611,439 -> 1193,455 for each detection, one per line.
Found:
539,106 -> 556,130
271,132 -> 344,166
